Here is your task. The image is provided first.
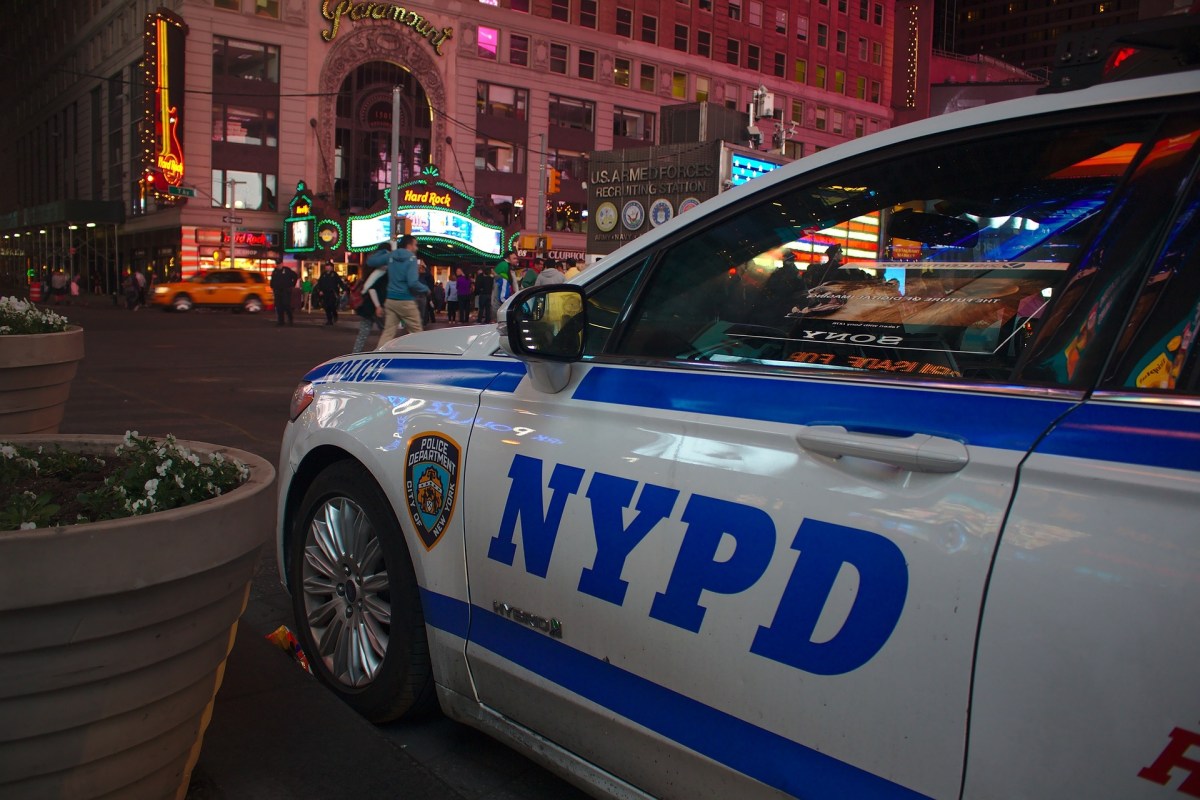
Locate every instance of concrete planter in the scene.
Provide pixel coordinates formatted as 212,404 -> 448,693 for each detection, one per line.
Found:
0,435 -> 276,800
0,325 -> 84,435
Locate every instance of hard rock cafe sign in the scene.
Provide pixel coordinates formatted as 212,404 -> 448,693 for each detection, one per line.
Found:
143,9 -> 187,190
319,0 -> 454,54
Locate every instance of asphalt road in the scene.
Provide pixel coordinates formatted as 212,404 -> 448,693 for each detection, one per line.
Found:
55,297 -> 592,800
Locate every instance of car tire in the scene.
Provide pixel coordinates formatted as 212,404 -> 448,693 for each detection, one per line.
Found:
243,295 -> 263,313
289,460 -> 437,723
171,294 -> 193,312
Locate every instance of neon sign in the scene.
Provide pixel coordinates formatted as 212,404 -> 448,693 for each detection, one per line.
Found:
143,10 -> 187,191
319,0 -> 453,54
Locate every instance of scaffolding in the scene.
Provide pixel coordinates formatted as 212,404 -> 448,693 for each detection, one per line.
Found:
0,201 -> 123,299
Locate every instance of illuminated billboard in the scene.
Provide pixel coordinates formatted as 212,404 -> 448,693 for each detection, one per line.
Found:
142,9 -> 187,192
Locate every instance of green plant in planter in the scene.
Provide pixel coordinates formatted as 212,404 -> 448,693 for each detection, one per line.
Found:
0,295 -> 71,334
0,430 -> 250,531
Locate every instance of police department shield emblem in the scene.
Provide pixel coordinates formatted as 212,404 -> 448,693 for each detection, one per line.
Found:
404,433 -> 461,550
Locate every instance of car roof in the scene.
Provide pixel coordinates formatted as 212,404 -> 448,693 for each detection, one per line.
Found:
581,70 -> 1200,281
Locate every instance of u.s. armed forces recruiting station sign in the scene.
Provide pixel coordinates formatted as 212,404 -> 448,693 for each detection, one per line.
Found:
588,141 -> 721,255
320,0 -> 454,54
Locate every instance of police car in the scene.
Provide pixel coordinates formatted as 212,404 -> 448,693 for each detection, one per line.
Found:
277,66 -> 1200,799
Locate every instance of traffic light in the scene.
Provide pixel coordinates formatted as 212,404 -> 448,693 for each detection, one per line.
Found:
547,168 -> 561,195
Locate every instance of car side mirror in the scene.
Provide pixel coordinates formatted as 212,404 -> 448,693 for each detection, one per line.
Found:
498,285 -> 587,394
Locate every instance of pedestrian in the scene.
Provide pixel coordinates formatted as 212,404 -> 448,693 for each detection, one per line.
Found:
535,259 -> 565,286
375,235 -> 429,345
445,273 -> 459,324
49,268 -> 68,304
270,260 -> 299,326
474,266 -> 494,323
300,273 -> 314,312
352,249 -> 389,353
492,252 -> 518,321
521,257 -> 543,289
315,260 -> 346,324
134,268 -> 147,309
563,258 -> 582,279
431,280 -> 445,322
122,269 -> 139,310
418,260 -> 436,325
455,269 -> 472,324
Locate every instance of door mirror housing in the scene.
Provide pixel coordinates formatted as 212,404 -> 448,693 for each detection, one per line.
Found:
498,285 -> 587,393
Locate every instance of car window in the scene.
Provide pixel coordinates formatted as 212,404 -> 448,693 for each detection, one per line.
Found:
604,113 -> 1167,386
1104,162 -> 1200,394
203,272 -> 226,284
248,273 -> 265,284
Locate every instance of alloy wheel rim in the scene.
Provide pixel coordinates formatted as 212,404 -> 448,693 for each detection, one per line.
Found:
301,497 -> 391,688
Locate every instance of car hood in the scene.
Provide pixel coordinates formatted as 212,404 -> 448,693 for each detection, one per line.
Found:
375,323 -> 502,357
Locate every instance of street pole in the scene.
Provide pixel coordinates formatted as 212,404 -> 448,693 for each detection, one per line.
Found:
227,178 -> 243,268
390,85 -> 401,244
536,132 -> 546,239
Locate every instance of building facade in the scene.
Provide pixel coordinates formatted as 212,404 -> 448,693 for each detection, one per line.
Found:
0,0 -> 897,289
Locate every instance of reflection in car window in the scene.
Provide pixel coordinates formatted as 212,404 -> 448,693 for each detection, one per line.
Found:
609,115 -> 1164,386
1106,166 -> 1200,394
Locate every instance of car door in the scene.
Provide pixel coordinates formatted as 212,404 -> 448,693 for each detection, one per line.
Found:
461,106 -> 1182,799
966,122 -> 1200,799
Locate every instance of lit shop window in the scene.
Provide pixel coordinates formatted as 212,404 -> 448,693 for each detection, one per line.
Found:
477,82 -> 528,119
477,27 -> 498,60
613,107 -> 655,141
212,105 -> 278,147
212,169 -> 276,211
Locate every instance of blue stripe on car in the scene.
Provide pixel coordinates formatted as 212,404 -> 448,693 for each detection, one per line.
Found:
304,357 -> 525,392
419,588 -> 932,800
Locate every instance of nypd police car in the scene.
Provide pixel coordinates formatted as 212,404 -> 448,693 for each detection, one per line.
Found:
277,67 -> 1200,799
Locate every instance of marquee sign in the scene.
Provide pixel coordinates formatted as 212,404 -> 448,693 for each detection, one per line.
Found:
142,9 -> 187,193
346,166 -> 511,258
283,181 -> 343,254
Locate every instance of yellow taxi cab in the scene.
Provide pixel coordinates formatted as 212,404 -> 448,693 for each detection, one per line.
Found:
151,269 -> 273,313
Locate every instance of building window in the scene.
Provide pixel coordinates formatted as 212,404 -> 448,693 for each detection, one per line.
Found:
856,75 -> 867,99
859,0 -> 869,19
726,38 -> 740,66
212,104 -> 278,146
675,23 -> 689,52
699,0 -> 711,10
872,41 -> 882,65
834,69 -> 845,93
836,30 -> 847,53
773,52 -> 785,77
215,0 -> 239,8
511,0 -> 528,10
817,23 -> 828,48
748,44 -> 760,71
613,107 -> 655,141
477,26 -> 499,60
641,15 -> 658,45
550,42 -> 568,74
549,95 -> 595,131
832,109 -> 844,135
775,9 -> 787,34
790,98 -> 804,124
696,75 -> 710,101
510,34 -> 529,66
616,7 -> 632,37
671,71 -> 687,99
873,2 -> 883,24
475,137 -> 525,172
614,57 -> 631,87
796,17 -> 808,41
578,49 -> 596,79
580,0 -> 597,27
794,58 -> 807,83
211,169 -> 276,211
477,82 -> 528,119
814,63 -> 827,89
255,0 -> 279,17
814,106 -> 827,131
858,36 -> 868,60
728,0 -> 741,20
212,37 -> 279,82
837,0 -> 847,12
854,116 -> 865,137
551,0 -> 568,22
479,0 -> 498,5
640,63 -> 656,92
697,30 -> 712,57
749,0 -> 762,26
870,80 -> 881,103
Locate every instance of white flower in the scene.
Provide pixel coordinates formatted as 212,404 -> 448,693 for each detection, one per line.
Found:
156,459 -> 173,477
144,478 -> 159,498
0,445 -> 15,459
20,521 -> 37,530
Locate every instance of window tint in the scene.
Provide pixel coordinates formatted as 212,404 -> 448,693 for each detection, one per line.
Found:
603,114 -> 1165,386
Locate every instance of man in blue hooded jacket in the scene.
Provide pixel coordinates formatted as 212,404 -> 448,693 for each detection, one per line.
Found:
369,234 -> 428,345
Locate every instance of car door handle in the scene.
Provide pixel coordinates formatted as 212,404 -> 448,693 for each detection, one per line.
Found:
797,425 -> 969,473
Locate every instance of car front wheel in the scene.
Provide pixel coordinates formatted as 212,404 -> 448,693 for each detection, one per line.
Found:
171,294 -> 193,312
289,460 -> 436,723
243,295 -> 264,313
